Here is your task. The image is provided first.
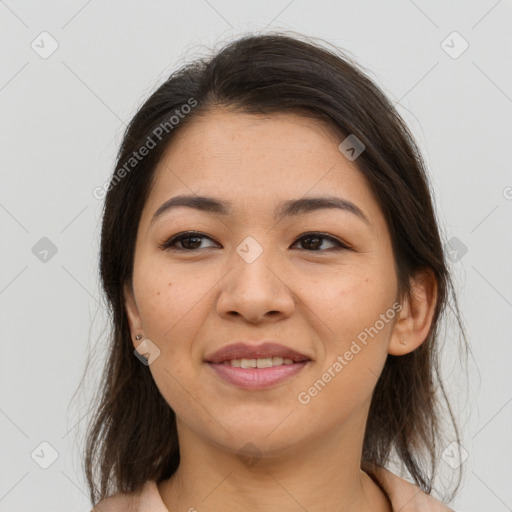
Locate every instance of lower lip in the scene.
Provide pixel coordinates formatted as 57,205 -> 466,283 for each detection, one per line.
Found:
206,361 -> 309,390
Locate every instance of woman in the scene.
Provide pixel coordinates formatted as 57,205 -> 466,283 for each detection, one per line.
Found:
85,32 -> 467,511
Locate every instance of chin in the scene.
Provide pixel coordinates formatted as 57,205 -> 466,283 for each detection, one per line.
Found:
207,416 -> 307,454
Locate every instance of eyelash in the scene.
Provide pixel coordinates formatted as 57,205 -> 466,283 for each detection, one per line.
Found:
158,231 -> 352,252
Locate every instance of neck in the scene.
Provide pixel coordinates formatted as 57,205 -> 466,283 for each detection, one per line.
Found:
158,412 -> 392,512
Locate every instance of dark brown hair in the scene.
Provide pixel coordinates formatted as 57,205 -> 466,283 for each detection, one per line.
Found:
82,31 -> 468,506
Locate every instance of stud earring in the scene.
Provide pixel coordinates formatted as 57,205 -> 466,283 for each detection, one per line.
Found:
135,334 -> 143,341
399,339 -> 407,346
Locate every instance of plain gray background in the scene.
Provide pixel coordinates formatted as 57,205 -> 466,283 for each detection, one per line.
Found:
1,1 -> 511,510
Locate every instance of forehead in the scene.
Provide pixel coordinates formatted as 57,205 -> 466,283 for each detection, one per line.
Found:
142,110 -> 382,228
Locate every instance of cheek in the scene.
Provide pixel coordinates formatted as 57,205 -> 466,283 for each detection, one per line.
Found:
298,293 -> 394,421
132,257 -> 214,373
305,268 -> 396,378
133,259 -> 211,340
301,265 -> 392,332
296,362 -> 378,438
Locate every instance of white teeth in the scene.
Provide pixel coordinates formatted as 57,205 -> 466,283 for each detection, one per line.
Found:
222,356 -> 297,368
256,357 -> 273,368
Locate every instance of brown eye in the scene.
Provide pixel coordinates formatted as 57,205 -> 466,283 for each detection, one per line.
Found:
159,232 -> 219,251
291,233 -> 351,251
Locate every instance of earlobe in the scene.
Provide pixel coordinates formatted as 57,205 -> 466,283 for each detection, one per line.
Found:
388,269 -> 438,356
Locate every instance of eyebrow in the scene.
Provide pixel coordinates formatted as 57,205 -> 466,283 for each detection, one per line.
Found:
150,194 -> 371,226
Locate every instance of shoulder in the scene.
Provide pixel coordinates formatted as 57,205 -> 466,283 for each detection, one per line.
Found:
368,466 -> 456,512
91,480 -> 168,512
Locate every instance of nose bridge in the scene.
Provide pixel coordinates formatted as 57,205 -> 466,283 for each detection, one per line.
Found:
232,234 -> 281,292
217,234 -> 294,321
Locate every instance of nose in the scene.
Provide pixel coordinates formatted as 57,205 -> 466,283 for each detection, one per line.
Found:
216,247 -> 295,324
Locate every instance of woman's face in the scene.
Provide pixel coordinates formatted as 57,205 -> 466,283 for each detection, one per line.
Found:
125,109 -> 403,458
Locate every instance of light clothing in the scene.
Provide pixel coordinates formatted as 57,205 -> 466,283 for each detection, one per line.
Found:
91,466 -> 455,511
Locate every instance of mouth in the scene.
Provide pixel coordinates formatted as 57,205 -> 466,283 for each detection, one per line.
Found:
204,341 -> 311,390
213,356 -> 303,368
204,341 -> 311,364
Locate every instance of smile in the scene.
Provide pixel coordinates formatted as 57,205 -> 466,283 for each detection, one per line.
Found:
220,357 -> 295,367
206,360 -> 309,389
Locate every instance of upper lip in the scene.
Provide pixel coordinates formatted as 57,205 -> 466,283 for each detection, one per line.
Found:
205,342 -> 311,364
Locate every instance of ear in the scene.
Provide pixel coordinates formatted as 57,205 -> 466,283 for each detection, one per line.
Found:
123,280 -> 143,347
388,268 -> 438,356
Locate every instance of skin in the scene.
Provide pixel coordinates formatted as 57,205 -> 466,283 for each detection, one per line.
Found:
124,109 -> 437,512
